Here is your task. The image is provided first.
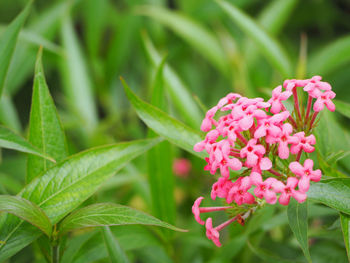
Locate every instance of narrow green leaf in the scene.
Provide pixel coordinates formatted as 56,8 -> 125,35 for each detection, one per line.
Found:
137,5 -> 228,74
334,100 -> 350,119
287,199 -> 311,263
142,32 -> 202,128
147,56 -> 176,225
308,179 -> 350,215
0,195 -> 52,237
60,14 -> 98,132
27,47 -> 68,183
340,213 -> 350,262
0,0 -> 32,97
308,35 -> 350,75
121,78 -> 205,159
0,125 -> 54,161
216,0 -> 292,77
59,203 -> 186,234
258,0 -> 298,35
0,93 -> 22,132
101,227 -> 130,263
0,138 -> 161,262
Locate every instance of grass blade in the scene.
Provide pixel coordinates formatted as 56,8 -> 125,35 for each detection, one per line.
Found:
216,0 -> 292,77
102,227 -> 130,263
137,5 -> 228,75
0,0 -> 32,96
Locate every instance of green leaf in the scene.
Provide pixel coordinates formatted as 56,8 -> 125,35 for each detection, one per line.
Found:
308,179 -> 350,215
0,195 -> 52,237
308,35 -> 350,75
334,100 -> 350,119
101,226 -> 130,263
60,14 -> 98,132
59,203 -> 186,235
121,78 -> 205,159
0,125 -> 54,161
0,93 -> 22,132
141,32 -> 202,128
147,56 -> 176,225
340,213 -> 350,262
258,0 -> 298,35
0,0 -> 32,97
0,138 -> 160,262
216,0 -> 292,77
287,199 -> 312,263
27,47 -> 68,183
137,6 -> 228,74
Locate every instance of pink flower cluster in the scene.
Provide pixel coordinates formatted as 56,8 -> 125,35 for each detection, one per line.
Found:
192,76 -> 335,247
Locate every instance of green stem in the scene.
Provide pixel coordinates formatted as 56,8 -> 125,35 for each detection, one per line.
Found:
51,244 -> 59,263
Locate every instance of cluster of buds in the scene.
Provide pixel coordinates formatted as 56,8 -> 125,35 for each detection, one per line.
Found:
192,76 -> 335,247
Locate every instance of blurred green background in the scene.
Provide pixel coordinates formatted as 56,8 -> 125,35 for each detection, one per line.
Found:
0,0 -> 350,262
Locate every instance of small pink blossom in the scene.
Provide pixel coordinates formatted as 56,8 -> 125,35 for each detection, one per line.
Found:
205,218 -> 221,247
272,177 -> 307,205
250,172 -> 278,204
289,159 -> 322,192
290,132 -> 316,154
268,85 -> 292,114
211,177 -> 234,200
240,139 -> 266,167
227,177 -> 255,205
276,123 -> 298,159
254,111 -> 290,142
313,90 -> 336,112
173,158 -> 191,177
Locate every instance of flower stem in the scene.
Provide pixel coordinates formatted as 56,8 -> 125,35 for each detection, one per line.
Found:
293,88 -> 302,123
268,169 -> 284,177
215,216 -> 239,231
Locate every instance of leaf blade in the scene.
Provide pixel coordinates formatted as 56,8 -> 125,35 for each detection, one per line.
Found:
0,138 -> 161,261
59,203 -> 186,234
340,213 -> 350,262
0,195 -> 52,237
102,226 -> 130,263
27,47 -> 68,183
121,78 -> 205,159
287,199 -> 311,263
216,0 -> 292,77
0,0 -> 32,96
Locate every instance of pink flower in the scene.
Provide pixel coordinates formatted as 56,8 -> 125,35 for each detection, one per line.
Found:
268,85 -> 292,114
240,139 -> 265,167
200,106 -> 218,132
205,218 -> 221,247
290,132 -> 316,154
227,177 -> 255,205
205,216 -> 242,247
272,177 -> 307,205
250,172 -> 278,204
237,105 -> 267,131
303,76 -> 332,98
254,111 -> 289,142
289,159 -> 322,192
173,158 -> 191,177
192,197 -> 234,225
211,177 -> 234,200
313,90 -> 336,112
276,123 -> 298,159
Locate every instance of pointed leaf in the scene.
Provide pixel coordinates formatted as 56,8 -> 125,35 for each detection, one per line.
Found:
137,5 -> 228,74
60,14 -> 97,132
142,32 -> 202,128
340,213 -> 350,262
0,138 -> 161,262
121,78 -> 205,159
334,100 -> 350,119
27,47 -> 68,183
147,56 -> 176,225
102,226 -> 130,263
287,199 -> 311,263
308,35 -> 350,75
0,195 -> 52,237
216,0 -> 292,77
308,179 -> 350,215
0,125 -> 54,161
59,203 -> 186,234
0,0 -> 32,97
